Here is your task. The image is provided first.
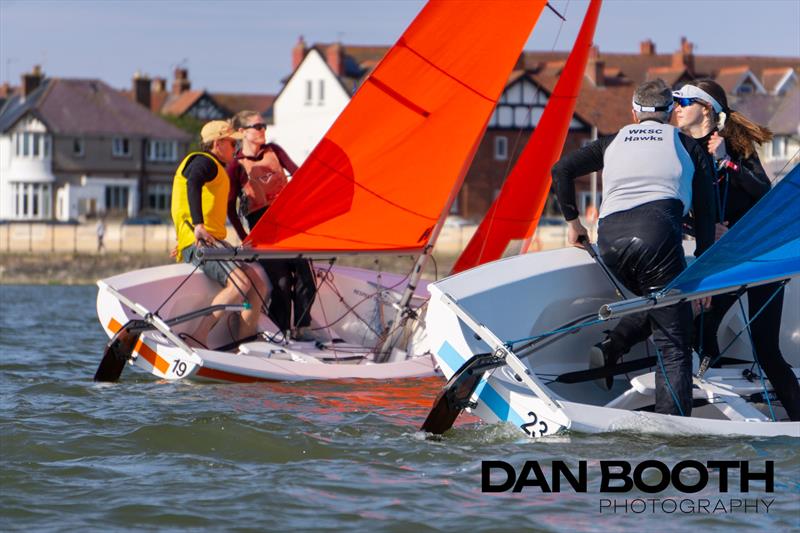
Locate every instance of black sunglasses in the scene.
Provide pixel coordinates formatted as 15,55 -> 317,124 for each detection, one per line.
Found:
244,123 -> 267,131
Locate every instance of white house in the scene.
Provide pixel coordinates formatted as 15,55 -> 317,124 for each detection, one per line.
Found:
268,41 -> 355,165
0,67 -> 191,221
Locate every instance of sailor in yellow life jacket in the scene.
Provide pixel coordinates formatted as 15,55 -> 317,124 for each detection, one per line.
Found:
170,120 -> 270,347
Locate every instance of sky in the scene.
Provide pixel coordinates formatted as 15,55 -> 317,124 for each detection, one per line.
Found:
1,0 -> 799,95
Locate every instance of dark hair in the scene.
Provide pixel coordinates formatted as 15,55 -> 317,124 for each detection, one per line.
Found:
694,78 -> 772,158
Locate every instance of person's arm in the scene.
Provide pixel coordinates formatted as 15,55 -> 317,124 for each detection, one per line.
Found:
552,135 -> 612,245
552,135 -> 612,221
682,136 -> 716,256
182,155 -> 218,226
729,152 -> 771,201
270,143 -> 299,175
225,160 -> 249,241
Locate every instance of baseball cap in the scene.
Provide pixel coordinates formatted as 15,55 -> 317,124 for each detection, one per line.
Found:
200,120 -> 244,143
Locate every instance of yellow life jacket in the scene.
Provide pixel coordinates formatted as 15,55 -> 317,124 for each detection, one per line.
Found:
171,152 -> 230,261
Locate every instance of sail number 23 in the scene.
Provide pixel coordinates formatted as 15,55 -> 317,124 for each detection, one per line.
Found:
520,411 -> 548,437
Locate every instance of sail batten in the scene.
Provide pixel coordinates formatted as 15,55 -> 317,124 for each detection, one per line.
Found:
451,0 -> 602,274
247,0 -> 548,254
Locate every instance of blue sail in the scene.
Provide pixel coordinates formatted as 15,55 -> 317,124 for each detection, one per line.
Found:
663,163 -> 800,296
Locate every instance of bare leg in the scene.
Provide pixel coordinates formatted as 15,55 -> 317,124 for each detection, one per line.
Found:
191,268 -> 254,347
237,265 -> 269,340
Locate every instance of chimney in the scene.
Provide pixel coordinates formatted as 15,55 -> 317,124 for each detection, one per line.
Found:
671,37 -> 695,73
22,65 -> 44,98
172,68 -> 190,94
585,46 -> 604,87
152,77 -> 167,93
133,71 -> 151,110
640,39 -> 656,56
0,82 -> 11,98
326,42 -> 344,76
292,36 -> 308,70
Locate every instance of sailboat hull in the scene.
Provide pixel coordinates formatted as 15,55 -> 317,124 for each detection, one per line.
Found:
427,245 -> 800,438
96,263 -> 438,382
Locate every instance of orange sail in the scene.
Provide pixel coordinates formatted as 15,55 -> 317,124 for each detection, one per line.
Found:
246,0 -> 547,254
451,0 -> 602,274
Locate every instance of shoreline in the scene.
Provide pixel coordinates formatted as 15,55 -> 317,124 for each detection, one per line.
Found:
0,251 -> 459,285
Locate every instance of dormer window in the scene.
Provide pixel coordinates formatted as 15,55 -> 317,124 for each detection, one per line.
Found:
112,137 -> 131,157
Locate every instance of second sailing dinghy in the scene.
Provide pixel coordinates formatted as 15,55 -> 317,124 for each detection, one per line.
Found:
422,163 -> 800,438
94,0 -> 551,383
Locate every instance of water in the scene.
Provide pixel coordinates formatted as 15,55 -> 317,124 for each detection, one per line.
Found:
1,285 -> 798,532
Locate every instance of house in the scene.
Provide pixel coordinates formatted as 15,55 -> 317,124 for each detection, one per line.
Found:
268,36 -> 799,221
0,66 -> 192,221
125,69 -> 276,121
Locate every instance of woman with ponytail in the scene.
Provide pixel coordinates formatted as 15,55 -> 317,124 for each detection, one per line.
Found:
672,79 -> 800,420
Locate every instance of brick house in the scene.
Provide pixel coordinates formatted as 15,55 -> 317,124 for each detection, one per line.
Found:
125,69 -> 276,121
267,37 -> 798,223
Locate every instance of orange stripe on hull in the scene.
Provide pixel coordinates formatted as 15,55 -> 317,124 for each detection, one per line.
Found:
196,366 -> 277,383
108,318 -> 123,334
134,338 -> 170,375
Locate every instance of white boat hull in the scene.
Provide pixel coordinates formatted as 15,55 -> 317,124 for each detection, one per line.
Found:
96,263 -> 439,382
427,244 -> 800,438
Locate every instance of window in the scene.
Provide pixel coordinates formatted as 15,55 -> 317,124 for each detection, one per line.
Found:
112,137 -> 131,157
147,184 -> 171,211
105,185 -> 130,212
494,136 -> 508,160
11,182 -> 51,219
32,133 -> 40,157
22,132 -> 30,156
73,138 -> 85,157
147,140 -> 178,162
43,135 -> 50,157
305,80 -> 313,104
318,79 -> 325,104
14,132 -> 50,159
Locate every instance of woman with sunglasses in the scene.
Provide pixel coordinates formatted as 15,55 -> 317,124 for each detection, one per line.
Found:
226,110 -> 318,342
673,79 -> 799,420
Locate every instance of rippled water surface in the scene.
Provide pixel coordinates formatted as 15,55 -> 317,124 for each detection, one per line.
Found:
1,285 -> 798,531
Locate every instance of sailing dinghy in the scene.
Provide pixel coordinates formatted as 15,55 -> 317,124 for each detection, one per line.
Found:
94,0 -> 551,383
422,163 -> 800,438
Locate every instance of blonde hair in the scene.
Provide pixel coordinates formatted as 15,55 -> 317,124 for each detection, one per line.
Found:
232,110 -> 262,130
694,79 -> 772,159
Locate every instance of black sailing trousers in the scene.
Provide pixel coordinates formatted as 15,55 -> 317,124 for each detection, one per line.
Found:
598,199 -> 693,416
696,282 -> 800,421
246,210 -> 317,333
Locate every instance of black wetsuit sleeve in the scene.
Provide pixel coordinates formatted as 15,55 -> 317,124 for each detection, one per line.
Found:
271,143 -> 299,175
182,154 -> 218,225
551,135 -> 615,220
225,160 -> 249,241
680,134 -> 716,256
731,153 -> 771,201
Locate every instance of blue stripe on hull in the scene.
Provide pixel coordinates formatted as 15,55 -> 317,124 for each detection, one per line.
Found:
437,341 -> 525,428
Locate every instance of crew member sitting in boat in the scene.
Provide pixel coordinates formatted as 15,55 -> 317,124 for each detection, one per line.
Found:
171,120 -> 270,347
551,79 -> 716,416
227,110 -> 318,342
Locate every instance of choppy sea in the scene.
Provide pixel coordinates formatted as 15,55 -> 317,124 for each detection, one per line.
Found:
1,285 -> 798,532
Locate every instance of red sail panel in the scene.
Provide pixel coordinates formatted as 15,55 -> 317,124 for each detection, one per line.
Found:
247,0 -> 547,253
451,0 -> 602,274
